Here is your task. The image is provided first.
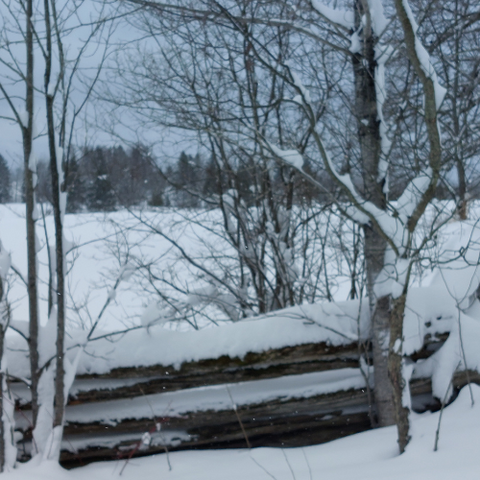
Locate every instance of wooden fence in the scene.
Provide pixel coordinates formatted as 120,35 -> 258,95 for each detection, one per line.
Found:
11,331 -> 478,468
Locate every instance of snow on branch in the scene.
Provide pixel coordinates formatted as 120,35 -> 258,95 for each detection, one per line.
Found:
400,0 -> 446,109
0,241 -> 11,283
290,70 -> 312,106
367,0 -> 389,36
268,143 -> 304,170
311,1 -> 354,30
374,43 -> 393,183
266,136 -> 406,253
311,130 -> 409,250
394,168 -> 432,223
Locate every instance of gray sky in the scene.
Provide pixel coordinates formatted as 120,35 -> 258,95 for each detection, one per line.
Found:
0,1 -> 143,166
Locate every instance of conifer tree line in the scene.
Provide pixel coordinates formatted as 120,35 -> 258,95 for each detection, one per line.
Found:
0,145 -> 341,211
0,155 -> 10,204
3,146 -> 480,211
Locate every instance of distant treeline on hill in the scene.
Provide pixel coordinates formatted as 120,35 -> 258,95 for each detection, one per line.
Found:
0,145 -> 328,212
2,146 -> 480,212
0,146 -> 214,212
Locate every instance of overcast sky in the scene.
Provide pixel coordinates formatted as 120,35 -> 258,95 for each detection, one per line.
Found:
0,1 -> 167,167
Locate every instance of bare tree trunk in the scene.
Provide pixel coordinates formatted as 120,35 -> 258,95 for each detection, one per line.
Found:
45,0 -> 65,429
388,293 -> 410,453
0,244 -> 15,471
24,0 -> 40,429
352,0 -> 394,427
392,0 -> 444,452
456,158 -> 467,220
0,280 -> 5,472
452,1 -> 467,220
44,0 -> 66,454
0,329 -> 13,472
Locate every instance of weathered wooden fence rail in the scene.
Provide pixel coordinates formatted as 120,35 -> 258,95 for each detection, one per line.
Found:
10,332 -> 477,468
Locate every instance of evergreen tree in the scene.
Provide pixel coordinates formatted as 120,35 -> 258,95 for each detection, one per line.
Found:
66,153 -> 87,213
172,151 -> 202,208
202,157 -> 222,199
35,160 -> 52,204
85,148 -> 116,212
0,155 -> 11,203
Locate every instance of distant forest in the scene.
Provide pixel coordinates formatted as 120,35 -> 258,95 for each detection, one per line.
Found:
2,146 -> 480,213
0,145 -> 327,212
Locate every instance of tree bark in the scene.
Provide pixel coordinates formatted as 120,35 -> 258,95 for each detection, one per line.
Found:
392,0 -> 445,452
388,294 -> 410,453
44,0 -> 66,446
0,283 -> 5,472
24,0 -> 40,429
352,0 -> 394,427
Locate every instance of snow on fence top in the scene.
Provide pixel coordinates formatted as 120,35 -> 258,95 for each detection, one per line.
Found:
8,300 -> 368,378
6,285 -> 461,380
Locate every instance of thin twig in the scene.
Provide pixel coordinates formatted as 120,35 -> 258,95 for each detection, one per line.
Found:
226,385 -> 251,448
301,448 -> 313,480
434,370 -> 458,452
249,454 -> 278,480
281,449 -> 296,480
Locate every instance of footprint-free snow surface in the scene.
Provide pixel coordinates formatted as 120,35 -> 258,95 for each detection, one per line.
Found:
3,385 -> 480,480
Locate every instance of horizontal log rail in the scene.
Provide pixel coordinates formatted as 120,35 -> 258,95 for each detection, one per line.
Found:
10,330 -> 475,468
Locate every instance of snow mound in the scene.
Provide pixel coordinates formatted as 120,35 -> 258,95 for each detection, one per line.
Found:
3,385 -> 480,479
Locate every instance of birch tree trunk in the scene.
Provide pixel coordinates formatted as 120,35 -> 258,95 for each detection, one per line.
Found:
43,0 -> 66,441
0,274 -> 5,471
0,244 -> 16,471
352,0 -> 394,427
24,0 -> 41,430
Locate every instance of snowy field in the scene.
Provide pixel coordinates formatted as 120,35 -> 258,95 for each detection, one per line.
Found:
0,203 -> 347,330
2,385 -> 480,480
1,201 -> 477,332
2,203 -> 480,478
0,202 -> 378,333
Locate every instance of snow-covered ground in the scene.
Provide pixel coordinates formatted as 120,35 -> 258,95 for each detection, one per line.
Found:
0,203 -> 361,331
2,203 -> 480,478
3,385 -> 480,480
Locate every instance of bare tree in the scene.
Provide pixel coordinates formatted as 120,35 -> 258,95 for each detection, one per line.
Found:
111,0 -> 468,453
36,0 -> 112,460
426,0 -> 480,218
0,241 -> 15,471
0,0 -> 40,435
103,1 -> 352,321
0,0 -> 114,462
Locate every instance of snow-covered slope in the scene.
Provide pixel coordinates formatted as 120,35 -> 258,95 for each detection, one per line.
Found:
3,385 -> 480,480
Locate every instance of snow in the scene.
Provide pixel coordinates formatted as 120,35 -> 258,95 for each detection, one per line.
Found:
3,385 -> 480,479
268,143 -> 304,170
374,43 -> 393,183
368,0 -> 389,36
349,31 -> 361,53
47,81 -> 55,98
17,111 -> 29,129
289,70 -> 312,105
428,221 -> 480,310
395,169 -> 432,222
3,204 -> 480,391
2,203 -> 480,477
28,151 -> 37,173
414,311 -> 480,401
0,240 -> 11,281
311,1 -> 354,30
401,0 -> 446,109
6,299 -> 367,379
64,368 -> 368,426
374,249 -> 410,298
61,429 -> 189,454
0,203 -> 365,345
